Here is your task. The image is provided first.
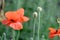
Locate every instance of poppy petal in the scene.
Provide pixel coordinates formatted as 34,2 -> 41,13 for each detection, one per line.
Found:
49,27 -> 56,34
22,16 -> 29,22
2,19 -> 11,25
57,29 -> 60,36
48,27 -> 57,39
18,16 -> 29,22
49,31 -> 57,39
16,8 -> 24,16
49,34 -> 56,38
49,27 -> 56,31
9,22 -> 23,30
5,11 -> 20,20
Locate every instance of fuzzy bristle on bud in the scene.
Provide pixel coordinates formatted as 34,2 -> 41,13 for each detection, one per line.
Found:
37,7 -> 42,11
57,18 -> 60,24
33,12 -> 38,18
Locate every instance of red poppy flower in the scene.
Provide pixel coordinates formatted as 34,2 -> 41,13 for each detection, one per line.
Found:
57,29 -> 60,36
2,8 -> 29,30
49,27 -> 60,39
16,8 -> 29,22
49,27 -> 57,38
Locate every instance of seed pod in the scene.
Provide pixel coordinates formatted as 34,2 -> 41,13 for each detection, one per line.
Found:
33,12 -> 38,18
37,7 -> 42,11
57,18 -> 60,24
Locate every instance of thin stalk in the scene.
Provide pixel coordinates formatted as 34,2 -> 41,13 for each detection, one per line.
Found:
16,30 -> 20,40
37,11 -> 40,40
3,33 -> 7,40
1,33 -> 7,40
59,23 -> 60,28
2,0 -> 4,10
12,29 -> 15,40
33,16 -> 36,40
0,36 -> 1,40
1,0 -> 5,18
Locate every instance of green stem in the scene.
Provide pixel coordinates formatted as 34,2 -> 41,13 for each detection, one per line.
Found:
12,29 -> 15,40
3,33 -> 7,40
37,11 -> 40,40
1,33 -> 7,40
33,16 -> 36,40
16,30 -> 20,40
59,24 -> 60,28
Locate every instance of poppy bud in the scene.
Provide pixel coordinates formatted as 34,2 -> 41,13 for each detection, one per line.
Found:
33,12 -> 38,18
37,7 -> 42,11
57,18 -> 60,24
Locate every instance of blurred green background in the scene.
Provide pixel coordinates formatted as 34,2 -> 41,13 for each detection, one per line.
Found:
0,0 -> 60,40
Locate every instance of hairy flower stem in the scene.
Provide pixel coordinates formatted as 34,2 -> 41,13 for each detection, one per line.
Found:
33,15 -> 37,40
1,33 -> 6,40
16,31 -> 20,40
12,29 -> 15,40
37,11 -> 40,40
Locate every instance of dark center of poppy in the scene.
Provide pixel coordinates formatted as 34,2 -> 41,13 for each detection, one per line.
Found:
10,19 -> 15,22
55,30 -> 58,34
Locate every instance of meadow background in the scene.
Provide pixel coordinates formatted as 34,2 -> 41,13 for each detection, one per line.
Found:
0,0 -> 60,40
